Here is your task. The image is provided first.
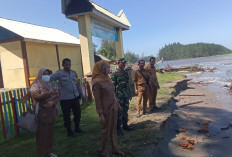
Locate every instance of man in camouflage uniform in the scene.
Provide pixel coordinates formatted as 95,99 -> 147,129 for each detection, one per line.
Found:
111,58 -> 133,136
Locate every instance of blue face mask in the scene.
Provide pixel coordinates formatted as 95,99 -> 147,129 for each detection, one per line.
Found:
42,75 -> 50,83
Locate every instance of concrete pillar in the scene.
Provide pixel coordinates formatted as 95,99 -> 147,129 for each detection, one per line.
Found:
115,27 -> 124,59
78,14 -> 95,75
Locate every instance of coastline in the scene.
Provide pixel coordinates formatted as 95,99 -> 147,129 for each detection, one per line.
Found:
153,79 -> 232,157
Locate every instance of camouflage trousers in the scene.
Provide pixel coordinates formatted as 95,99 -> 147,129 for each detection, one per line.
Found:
117,98 -> 129,128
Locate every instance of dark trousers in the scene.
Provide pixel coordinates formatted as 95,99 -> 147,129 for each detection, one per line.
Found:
60,98 -> 81,131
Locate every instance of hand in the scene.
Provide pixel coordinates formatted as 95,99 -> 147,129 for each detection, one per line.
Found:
99,114 -> 105,125
135,89 -> 138,95
46,101 -> 56,108
48,90 -> 58,96
157,85 -> 160,89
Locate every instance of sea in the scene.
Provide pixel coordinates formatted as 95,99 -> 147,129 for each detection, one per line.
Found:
160,55 -> 232,113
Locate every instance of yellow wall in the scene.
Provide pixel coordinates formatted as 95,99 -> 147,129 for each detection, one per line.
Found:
58,45 -> 83,77
0,41 -> 83,88
27,42 -> 83,78
26,42 -> 59,77
0,41 -> 26,88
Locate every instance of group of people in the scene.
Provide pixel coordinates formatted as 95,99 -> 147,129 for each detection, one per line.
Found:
22,58 -> 84,157
25,56 -> 159,157
92,57 -> 160,157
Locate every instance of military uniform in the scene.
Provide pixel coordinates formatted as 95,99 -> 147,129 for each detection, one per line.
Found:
134,68 -> 149,115
111,64 -> 131,132
145,64 -> 160,110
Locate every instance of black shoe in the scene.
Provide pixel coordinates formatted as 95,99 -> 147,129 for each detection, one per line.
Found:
122,125 -> 134,131
117,129 -> 124,136
150,108 -> 155,112
143,112 -> 149,115
153,106 -> 159,110
75,128 -> 86,133
67,130 -> 75,137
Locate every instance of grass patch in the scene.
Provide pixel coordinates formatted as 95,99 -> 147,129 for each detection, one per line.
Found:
158,73 -> 185,83
210,53 -> 232,57
0,72 -> 185,157
157,87 -> 174,100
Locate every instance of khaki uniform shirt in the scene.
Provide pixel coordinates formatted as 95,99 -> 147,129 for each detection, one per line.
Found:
145,65 -> 159,87
92,81 -> 119,114
133,69 -> 149,86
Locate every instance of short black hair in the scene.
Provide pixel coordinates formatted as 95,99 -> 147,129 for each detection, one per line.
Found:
62,58 -> 71,65
150,57 -> 156,61
138,60 -> 145,64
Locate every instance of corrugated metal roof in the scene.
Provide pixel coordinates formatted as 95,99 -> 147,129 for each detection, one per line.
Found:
0,17 -> 80,45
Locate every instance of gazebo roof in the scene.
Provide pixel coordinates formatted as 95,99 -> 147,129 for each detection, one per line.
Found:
62,0 -> 131,30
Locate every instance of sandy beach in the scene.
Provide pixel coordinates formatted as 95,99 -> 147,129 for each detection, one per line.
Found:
154,80 -> 232,157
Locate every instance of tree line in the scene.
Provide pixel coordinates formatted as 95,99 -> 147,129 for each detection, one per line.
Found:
158,42 -> 232,60
95,40 -> 231,63
95,39 -> 154,64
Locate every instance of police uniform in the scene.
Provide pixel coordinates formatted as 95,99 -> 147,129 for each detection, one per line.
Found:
50,69 -> 83,136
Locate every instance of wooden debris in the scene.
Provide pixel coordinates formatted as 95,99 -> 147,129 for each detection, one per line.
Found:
179,141 -> 194,150
202,120 -> 211,125
185,137 -> 198,144
206,133 -> 211,137
176,127 -> 187,133
221,126 -> 229,130
198,127 -> 209,133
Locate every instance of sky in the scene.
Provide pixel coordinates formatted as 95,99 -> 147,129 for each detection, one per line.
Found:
0,0 -> 232,57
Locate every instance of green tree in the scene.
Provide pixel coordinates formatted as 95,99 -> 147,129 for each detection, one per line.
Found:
158,42 -> 232,60
97,39 -> 116,61
124,50 -> 139,64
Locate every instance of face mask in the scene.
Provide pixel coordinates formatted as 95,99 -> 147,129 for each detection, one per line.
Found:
42,75 -> 50,83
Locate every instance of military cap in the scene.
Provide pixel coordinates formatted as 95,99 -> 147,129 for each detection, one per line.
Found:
117,58 -> 127,63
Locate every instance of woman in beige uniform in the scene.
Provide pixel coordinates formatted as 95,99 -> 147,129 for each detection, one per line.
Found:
30,68 -> 60,157
92,60 -> 124,157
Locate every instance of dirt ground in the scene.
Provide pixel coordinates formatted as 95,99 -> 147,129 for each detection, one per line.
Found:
154,80 -> 232,157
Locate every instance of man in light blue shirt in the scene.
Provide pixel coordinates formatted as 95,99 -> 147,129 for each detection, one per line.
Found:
50,58 -> 83,137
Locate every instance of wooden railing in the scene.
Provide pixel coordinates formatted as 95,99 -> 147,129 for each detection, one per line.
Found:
0,82 -> 62,141
0,78 -> 89,141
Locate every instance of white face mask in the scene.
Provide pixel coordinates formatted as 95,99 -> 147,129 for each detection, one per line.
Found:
42,75 -> 50,83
